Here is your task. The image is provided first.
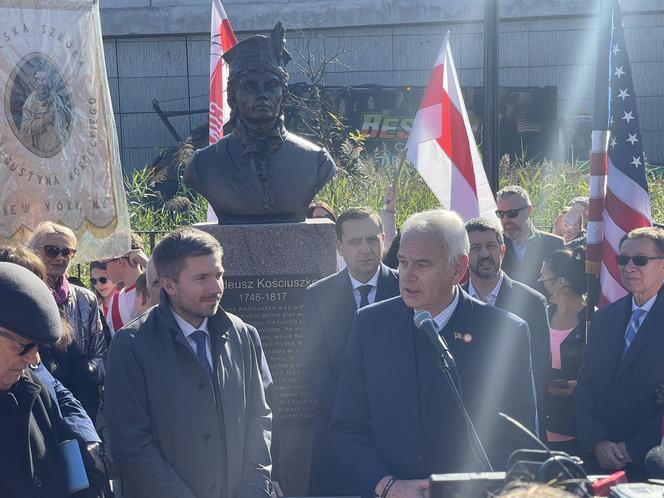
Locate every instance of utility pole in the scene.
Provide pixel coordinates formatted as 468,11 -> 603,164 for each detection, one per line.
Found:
483,0 -> 500,192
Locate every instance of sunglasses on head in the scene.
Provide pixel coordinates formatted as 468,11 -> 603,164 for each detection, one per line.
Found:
0,329 -> 38,356
43,245 -> 76,259
90,277 -> 108,285
615,254 -> 664,267
495,206 -> 529,219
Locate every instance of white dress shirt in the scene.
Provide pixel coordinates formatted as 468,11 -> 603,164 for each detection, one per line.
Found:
427,289 -> 460,332
468,271 -> 505,307
349,266 -> 381,308
171,308 -> 213,367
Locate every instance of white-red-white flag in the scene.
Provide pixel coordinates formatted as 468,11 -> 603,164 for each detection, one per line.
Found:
209,0 -> 237,145
406,32 -> 497,222
207,0 -> 237,221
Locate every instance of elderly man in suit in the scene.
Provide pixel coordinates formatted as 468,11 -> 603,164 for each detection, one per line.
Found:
497,186 -> 563,289
576,226 -> 664,480
106,227 -> 272,498
331,209 -> 537,498
303,206 -> 399,496
463,217 -> 550,436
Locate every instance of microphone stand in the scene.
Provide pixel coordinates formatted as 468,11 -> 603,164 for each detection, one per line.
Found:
431,342 -> 494,472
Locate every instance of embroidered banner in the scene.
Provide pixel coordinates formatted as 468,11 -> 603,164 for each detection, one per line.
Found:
0,0 -> 130,261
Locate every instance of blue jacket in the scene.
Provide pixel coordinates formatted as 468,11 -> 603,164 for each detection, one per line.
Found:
331,288 -> 537,497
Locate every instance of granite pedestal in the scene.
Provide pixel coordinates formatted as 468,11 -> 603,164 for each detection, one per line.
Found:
196,218 -> 337,496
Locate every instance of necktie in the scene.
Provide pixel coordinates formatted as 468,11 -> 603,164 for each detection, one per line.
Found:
623,308 -> 646,355
191,330 -> 214,380
358,284 -> 373,308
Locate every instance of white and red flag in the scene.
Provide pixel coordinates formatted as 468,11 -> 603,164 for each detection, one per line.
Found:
406,32 -> 497,222
207,0 -> 237,221
209,0 -> 237,145
587,0 -> 651,305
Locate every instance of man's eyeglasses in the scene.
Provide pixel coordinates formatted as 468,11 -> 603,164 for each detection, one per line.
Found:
43,245 -> 76,259
537,276 -> 558,283
101,256 -> 128,265
495,206 -> 529,219
0,329 -> 38,356
90,277 -> 108,285
615,255 -> 664,267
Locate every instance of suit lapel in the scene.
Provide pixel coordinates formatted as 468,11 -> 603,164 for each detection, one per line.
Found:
337,269 -> 358,335
220,137 -> 263,203
494,274 -> 513,309
419,290 -> 471,441
617,289 -> 664,378
375,264 -> 396,301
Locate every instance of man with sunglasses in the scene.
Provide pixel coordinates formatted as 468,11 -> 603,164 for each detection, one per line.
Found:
496,186 -> 563,289
0,262 -> 71,497
103,232 -> 149,336
576,227 -> 664,479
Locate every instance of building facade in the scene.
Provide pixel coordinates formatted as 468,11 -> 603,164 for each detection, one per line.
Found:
99,0 -> 664,171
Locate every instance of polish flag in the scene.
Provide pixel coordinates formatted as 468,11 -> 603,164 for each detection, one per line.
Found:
207,0 -> 237,222
406,32 -> 497,222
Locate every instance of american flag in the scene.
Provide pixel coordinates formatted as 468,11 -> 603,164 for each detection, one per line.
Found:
405,32 -> 497,222
207,0 -> 237,221
587,0 -> 652,305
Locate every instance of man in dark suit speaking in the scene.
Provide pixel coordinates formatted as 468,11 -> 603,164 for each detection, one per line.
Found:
576,227 -> 664,479
331,209 -> 537,498
303,207 -> 399,495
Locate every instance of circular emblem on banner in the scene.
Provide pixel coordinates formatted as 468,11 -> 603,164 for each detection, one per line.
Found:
4,52 -> 73,158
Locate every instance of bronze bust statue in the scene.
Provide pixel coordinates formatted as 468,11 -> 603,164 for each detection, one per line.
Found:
184,23 -> 336,224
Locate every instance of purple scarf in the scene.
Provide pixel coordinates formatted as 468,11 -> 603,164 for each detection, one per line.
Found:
52,276 -> 70,306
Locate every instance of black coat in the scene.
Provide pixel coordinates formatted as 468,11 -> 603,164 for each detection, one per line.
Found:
106,292 -> 272,498
544,307 -> 586,438
502,229 -> 564,289
331,290 -> 537,498
303,263 -> 399,495
576,288 -> 664,478
0,369 -> 69,498
39,340 -> 100,421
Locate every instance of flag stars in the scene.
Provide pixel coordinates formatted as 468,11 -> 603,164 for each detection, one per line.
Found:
617,88 -> 630,101
630,156 -> 642,168
622,110 -> 634,123
626,133 -> 639,145
610,137 -> 618,148
614,66 -> 626,78
612,43 -> 621,55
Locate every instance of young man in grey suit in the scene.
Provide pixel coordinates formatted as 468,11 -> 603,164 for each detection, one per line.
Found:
106,227 -> 272,498
303,207 -> 399,496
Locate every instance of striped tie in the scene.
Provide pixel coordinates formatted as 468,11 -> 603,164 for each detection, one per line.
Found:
623,308 -> 646,355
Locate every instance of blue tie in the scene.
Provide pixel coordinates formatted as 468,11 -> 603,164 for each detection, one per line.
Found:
624,308 -> 646,355
191,330 -> 214,380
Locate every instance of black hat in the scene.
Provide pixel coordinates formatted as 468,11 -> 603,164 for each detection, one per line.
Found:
0,262 -> 61,344
223,21 -> 291,74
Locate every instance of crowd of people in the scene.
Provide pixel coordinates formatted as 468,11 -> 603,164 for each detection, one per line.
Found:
1,184 -> 664,498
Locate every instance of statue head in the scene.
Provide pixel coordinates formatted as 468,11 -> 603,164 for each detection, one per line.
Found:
224,22 -> 291,127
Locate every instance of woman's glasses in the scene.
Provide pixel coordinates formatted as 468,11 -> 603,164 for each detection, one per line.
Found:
90,277 -> 108,285
42,245 -> 76,259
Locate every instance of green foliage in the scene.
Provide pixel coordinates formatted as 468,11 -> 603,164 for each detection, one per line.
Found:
124,153 -> 664,239
124,165 -> 207,250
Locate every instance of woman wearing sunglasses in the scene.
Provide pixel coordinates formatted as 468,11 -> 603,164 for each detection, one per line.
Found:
538,248 -> 588,457
27,222 -> 107,387
89,261 -> 117,318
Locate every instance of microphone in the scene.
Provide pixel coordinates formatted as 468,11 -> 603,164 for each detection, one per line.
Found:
646,445 -> 664,479
413,310 -> 456,369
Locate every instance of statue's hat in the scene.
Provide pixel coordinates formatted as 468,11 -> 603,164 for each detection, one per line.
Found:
223,22 -> 291,73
